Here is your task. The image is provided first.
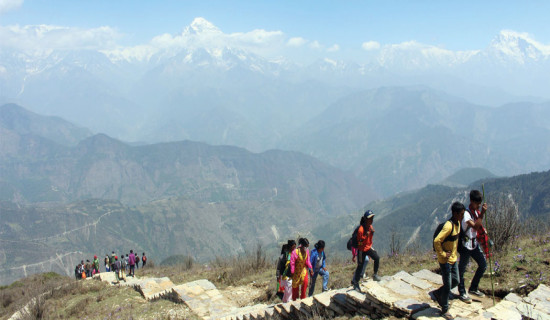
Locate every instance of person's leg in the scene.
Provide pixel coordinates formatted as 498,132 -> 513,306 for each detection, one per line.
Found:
308,272 -> 318,297
469,246 -> 487,292
282,279 -> 292,303
458,247 -> 471,296
300,274 -> 308,299
292,285 -> 299,301
366,249 -> 380,275
352,251 -> 364,285
451,262 -> 460,290
320,269 -> 329,291
439,263 -> 452,313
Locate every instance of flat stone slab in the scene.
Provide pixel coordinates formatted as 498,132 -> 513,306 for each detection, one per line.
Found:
393,270 -> 433,290
171,280 -> 237,319
393,298 -> 430,315
363,281 -> 401,306
516,302 -> 550,320
412,269 -> 443,286
484,300 -> 523,320
140,277 -> 175,300
97,272 -> 117,283
383,278 -> 422,297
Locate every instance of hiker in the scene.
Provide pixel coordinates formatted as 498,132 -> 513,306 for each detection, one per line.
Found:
135,253 -> 140,269
129,250 -> 136,277
458,190 -> 488,303
276,243 -> 289,300
142,252 -> 147,268
290,238 -> 313,301
104,254 -> 110,272
75,264 -> 81,280
93,255 -> 100,275
110,251 -> 116,272
115,255 -> 125,283
433,201 -> 465,320
86,259 -> 93,277
308,240 -> 329,296
281,240 -> 296,302
125,254 -> 129,272
351,210 -> 381,292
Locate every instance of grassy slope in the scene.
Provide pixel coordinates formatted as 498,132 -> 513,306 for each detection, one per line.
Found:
1,232 -> 548,320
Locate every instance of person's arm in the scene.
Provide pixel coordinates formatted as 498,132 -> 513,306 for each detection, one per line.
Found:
290,250 -> 297,274
322,252 -> 326,270
310,250 -> 317,271
434,222 -> 453,259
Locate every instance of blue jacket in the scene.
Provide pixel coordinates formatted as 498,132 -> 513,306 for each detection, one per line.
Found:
310,248 -> 326,272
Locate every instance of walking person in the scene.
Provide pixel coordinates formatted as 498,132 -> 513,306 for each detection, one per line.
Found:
276,243 -> 289,300
280,240 -> 296,302
93,255 -> 100,275
458,190 -> 488,303
308,240 -> 329,296
290,238 -> 313,301
351,210 -> 381,292
135,253 -> 140,269
433,202 -> 465,320
142,252 -> 147,268
128,250 -> 136,277
104,254 -> 110,272
110,251 -> 116,272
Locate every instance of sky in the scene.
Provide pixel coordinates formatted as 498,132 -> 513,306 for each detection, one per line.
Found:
1,0 -> 550,62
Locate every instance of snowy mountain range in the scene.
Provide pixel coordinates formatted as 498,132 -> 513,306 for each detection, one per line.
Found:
0,18 -> 549,150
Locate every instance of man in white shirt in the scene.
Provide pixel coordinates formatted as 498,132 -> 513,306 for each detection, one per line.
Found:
458,190 -> 488,303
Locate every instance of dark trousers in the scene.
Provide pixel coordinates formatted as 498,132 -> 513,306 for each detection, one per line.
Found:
129,264 -> 135,276
438,262 -> 459,312
458,245 -> 487,294
352,248 -> 380,284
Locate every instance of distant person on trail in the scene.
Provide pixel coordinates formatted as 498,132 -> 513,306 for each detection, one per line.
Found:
308,240 -> 329,296
458,190 -> 488,303
125,254 -> 129,272
75,263 -> 81,280
142,253 -> 147,268
93,255 -> 100,275
128,250 -> 136,277
135,253 -> 140,269
85,260 -> 92,278
290,238 -> 313,301
280,240 -> 296,302
276,243 -> 289,300
433,201 -> 465,320
110,251 -> 116,272
104,255 -> 110,272
351,210 -> 381,292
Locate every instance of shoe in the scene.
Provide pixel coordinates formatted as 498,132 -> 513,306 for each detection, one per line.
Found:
441,311 -> 454,320
469,289 -> 485,297
459,294 -> 472,304
373,274 -> 382,281
353,283 -> 362,293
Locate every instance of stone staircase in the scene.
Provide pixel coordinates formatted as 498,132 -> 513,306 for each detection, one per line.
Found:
95,269 -> 550,320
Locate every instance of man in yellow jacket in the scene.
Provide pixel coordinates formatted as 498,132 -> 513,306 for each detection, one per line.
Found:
433,202 -> 465,320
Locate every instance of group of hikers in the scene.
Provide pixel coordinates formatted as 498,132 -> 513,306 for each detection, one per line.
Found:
274,210 -> 381,302
433,190 -> 490,320
74,250 -> 147,281
274,189 -> 489,320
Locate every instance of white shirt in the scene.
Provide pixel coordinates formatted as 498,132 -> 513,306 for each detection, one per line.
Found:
461,210 -> 478,250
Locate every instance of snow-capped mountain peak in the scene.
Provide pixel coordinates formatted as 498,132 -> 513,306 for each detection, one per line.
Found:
185,17 -> 221,35
489,30 -> 550,62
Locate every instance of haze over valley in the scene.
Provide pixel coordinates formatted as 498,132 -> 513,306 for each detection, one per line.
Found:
1,2 -> 550,285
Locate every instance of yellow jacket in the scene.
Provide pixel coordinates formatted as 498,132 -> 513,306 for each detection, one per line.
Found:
434,220 -> 460,264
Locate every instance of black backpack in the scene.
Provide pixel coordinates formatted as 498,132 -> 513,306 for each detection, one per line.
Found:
432,219 -> 458,251
346,226 -> 360,250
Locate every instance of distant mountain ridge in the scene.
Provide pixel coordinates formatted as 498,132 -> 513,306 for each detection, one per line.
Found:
280,86 -> 550,196
0,106 -> 376,207
315,169 -> 550,256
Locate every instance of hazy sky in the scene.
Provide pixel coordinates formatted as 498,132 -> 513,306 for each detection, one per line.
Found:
1,0 -> 549,62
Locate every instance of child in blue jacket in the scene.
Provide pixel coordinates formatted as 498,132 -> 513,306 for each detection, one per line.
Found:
308,240 -> 329,296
